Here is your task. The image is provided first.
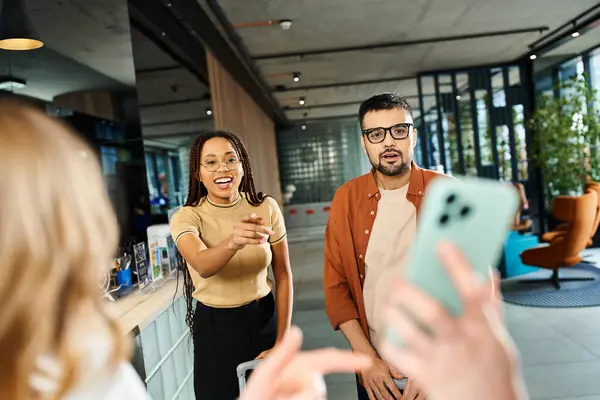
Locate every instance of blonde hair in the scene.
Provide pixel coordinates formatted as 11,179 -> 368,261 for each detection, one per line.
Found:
0,99 -> 128,399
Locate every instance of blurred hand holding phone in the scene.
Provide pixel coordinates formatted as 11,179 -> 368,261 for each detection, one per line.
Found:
377,177 -> 523,400
385,176 -> 519,347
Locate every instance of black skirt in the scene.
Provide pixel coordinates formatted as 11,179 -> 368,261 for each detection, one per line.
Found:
193,292 -> 277,400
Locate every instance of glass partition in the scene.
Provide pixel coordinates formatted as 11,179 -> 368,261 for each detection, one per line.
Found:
130,27 -> 214,215
0,0 -> 149,243
417,63 -> 529,182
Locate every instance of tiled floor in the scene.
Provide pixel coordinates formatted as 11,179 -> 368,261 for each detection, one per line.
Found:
288,229 -> 600,400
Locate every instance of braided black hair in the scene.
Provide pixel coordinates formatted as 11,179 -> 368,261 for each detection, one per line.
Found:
179,130 -> 267,335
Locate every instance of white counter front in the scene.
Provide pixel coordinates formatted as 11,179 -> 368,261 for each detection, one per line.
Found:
106,279 -> 195,400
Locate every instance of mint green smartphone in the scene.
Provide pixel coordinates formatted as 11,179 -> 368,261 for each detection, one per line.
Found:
386,177 -> 519,345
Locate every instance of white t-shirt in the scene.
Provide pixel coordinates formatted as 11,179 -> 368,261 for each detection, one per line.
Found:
29,326 -> 151,400
30,358 -> 150,400
363,185 -> 417,353
63,362 -> 150,400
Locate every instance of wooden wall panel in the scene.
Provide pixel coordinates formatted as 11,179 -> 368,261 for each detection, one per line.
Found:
207,50 -> 283,205
53,90 -> 118,122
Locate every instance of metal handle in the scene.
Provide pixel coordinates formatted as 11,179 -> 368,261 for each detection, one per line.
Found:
394,377 -> 408,390
237,360 -> 262,391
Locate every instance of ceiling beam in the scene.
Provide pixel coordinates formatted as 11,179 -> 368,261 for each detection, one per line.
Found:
529,3 -> 600,49
164,0 -> 289,127
136,65 -> 183,74
140,96 -> 210,108
527,9 -> 600,57
95,130 -> 207,146
142,117 -> 212,127
254,26 -> 549,60
288,113 -> 359,123
143,139 -> 181,149
283,96 -> 419,112
284,100 -> 363,111
128,0 -> 209,87
143,130 -> 210,139
273,76 -> 417,93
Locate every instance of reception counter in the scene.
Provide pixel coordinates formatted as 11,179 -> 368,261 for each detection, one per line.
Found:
107,279 -> 195,400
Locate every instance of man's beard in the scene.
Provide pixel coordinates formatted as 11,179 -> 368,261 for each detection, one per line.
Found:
368,149 -> 411,177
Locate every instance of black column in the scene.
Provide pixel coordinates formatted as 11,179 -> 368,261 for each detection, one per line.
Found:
503,67 -> 519,182
434,74 -> 447,172
522,58 -> 546,234
451,73 -> 465,174
417,76 -> 429,168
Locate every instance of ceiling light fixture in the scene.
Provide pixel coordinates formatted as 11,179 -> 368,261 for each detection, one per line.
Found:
206,108 -> 212,116
293,72 -> 300,82
299,98 -> 306,106
572,31 -> 580,38
279,19 -> 293,30
530,54 -> 537,60
301,124 -> 307,130
0,0 -> 44,51
0,76 -> 26,90
456,95 -> 462,101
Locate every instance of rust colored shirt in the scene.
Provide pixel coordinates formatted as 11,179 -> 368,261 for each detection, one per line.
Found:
323,163 -> 447,340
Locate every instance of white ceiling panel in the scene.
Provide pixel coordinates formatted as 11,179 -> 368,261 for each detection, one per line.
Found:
215,0 -> 600,120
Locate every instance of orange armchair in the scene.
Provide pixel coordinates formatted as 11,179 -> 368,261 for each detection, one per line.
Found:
586,182 -> 600,243
520,188 -> 598,289
540,181 -> 600,246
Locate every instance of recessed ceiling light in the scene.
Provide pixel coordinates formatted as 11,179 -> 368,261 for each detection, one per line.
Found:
206,108 -> 212,116
456,95 -> 461,101
572,31 -> 580,38
530,54 -> 537,60
299,98 -> 306,106
279,19 -> 292,30
301,124 -> 307,130
0,76 -> 26,90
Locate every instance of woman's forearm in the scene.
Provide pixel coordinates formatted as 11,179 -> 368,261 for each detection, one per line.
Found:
274,276 -> 293,343
186,235 -> 237,278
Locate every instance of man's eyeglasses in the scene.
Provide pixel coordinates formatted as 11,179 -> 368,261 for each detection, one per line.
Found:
362,123 -> 413,144
200,158 -> 241,172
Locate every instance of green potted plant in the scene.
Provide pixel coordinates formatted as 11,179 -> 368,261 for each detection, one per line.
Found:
529,74 -> 600,211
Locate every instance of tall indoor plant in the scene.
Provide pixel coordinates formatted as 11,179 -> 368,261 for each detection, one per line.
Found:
529,74 -> 600,208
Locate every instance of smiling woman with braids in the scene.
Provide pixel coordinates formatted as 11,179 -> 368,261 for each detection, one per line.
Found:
170,130 -> 293,400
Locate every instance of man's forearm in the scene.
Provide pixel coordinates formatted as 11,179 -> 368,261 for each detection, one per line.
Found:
339,319 -> 377,357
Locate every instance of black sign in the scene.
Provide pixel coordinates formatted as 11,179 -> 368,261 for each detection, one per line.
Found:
133,242 -> 150,290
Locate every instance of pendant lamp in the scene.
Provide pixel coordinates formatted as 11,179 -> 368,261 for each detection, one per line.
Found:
0,0 -> 43,51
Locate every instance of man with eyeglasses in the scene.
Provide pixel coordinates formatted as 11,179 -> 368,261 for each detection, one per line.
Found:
323,93 -> 448,400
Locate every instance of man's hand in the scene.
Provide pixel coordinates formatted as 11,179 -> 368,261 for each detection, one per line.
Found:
360,357 -> 403,400
403,380 -> 426,400
254,348 -> 272,360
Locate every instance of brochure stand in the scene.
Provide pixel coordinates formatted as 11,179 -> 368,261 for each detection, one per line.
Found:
133,241 -> 153,292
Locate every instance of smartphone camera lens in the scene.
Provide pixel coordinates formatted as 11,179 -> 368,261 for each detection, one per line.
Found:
446,194 -> 456,204
460,206 -> 471,217
439,214 -> 450,225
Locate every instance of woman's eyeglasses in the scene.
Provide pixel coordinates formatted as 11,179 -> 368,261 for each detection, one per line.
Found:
200,158 -> 241,172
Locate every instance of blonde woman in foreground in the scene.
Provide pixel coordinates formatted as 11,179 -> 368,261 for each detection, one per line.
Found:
0,99 -> 150,399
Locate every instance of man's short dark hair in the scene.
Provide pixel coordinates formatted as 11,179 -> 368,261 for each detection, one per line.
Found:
358,93 -> 413,128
